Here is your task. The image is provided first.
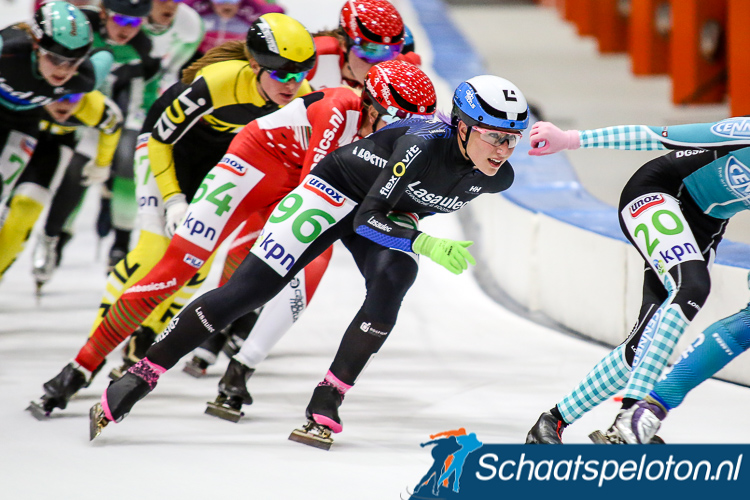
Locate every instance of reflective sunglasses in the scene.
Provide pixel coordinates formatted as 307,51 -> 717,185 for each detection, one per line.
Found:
38,48 -> 86,68
58,93 -> 85,104
350,41 -> 402,64
472,125 -> 522,148
267,69 -> 309,83
108,11 -> 145,28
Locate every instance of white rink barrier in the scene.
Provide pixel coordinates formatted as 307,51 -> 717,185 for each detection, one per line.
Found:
465,193 -> 750,387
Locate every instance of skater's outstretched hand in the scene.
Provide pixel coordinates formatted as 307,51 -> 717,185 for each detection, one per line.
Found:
412,234 -> 476,275
528,121 -> 580,156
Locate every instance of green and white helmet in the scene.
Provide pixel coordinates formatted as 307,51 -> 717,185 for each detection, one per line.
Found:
32,2 -> 93,60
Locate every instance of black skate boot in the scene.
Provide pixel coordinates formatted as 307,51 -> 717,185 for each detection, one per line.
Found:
109,326 -> 157,380
90,359 -> 163,440
220,310 -> 260,358
526,411 -> 567,444
289,384 -> 344,450
182,331 -> 228,378
205,359 -> 255,423
27,362 -> 94,419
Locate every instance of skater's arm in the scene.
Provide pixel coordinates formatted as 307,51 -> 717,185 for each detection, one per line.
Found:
530,118 -> 750,156
72,91 -> 123,169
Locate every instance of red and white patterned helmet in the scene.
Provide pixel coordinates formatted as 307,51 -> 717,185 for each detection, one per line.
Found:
364,60 -> 436,121
340,0 -> 404,45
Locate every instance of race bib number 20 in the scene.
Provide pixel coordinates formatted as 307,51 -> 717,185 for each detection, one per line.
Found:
621,193 -> 703,278
251,175 -> 356,276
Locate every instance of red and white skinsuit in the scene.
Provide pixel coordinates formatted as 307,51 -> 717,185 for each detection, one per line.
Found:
76,87 -> 365,371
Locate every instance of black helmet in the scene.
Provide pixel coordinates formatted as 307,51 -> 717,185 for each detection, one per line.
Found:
245,13 -> 316,74
103,0 -> 153,18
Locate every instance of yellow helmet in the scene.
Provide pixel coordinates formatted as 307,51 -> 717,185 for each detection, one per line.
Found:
246,13 -> 316,74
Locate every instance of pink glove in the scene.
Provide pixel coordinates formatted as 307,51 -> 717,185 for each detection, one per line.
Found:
528,121 -> 580,156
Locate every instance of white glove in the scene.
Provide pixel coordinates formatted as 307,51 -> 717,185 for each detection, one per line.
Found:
164,193 -> 188,238
80,159 -> 111,186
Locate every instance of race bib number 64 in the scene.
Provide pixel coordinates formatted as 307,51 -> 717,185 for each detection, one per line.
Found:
251,175 -> 356,276
621,193 -> 703,278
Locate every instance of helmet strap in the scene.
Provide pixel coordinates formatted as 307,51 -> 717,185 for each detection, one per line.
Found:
256,68 -> 271,103
458,120 -> 471,158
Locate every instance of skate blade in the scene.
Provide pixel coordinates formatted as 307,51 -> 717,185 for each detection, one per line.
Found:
89,403 -> 109,441
588,430 -> 613,444
288,423 -> 333,451
182,363 -> 206,379
650,435 -> 666,444
26,400 -> 52,420
205,401 -> 243,423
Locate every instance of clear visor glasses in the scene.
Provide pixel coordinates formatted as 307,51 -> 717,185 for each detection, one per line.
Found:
267,69 -> 309,83
472,125 -> 522,148
351,41 -> 402,64
38,48 -> 85,68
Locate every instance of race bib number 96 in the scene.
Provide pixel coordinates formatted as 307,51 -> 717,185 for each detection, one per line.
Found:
251,175 -> 356,276
621,193 -> 703,278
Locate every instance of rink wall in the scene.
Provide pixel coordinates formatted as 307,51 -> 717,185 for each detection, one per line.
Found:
413,0 -> 750,386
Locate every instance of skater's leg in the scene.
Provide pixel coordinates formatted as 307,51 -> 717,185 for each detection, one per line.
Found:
527,267 -> 666,443
145,230 -> 340,371
233,246 -> 333,368
0,183 -> 50,277
650,303 -> 750,411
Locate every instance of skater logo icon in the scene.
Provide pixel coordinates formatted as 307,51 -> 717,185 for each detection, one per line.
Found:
629,194 -> 665,218
410,428 -> 484,498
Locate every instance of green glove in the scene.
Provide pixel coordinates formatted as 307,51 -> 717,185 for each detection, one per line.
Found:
412,233 -> 476,275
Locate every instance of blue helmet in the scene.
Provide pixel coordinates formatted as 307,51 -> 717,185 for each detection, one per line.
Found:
452,75 -> 529,131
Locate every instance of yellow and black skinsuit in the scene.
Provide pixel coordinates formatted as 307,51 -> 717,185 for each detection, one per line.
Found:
92,58 -> 312,347
0,91 -> 122,278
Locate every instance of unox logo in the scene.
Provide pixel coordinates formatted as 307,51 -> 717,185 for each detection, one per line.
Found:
629,194 -> 666,218
303,177 -> 345,207
710,118 -> 750,138
725,156 -> 750,198
217,154 -> 250,176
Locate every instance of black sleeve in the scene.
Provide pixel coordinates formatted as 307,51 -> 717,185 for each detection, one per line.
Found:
352,134 -> 429,252
129,31 -> 161,81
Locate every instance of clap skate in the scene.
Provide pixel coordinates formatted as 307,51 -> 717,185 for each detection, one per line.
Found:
589,399 -> 667,444
89,402 -> 109,440
525,411 -> 567,444
289,420 -> 334,450
205,359 -> 255,423
27,362 -> 93,419
182,331 -> 228,378
31,234 -> 59,296
288,384 -> 344,451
